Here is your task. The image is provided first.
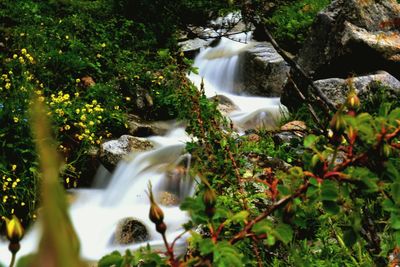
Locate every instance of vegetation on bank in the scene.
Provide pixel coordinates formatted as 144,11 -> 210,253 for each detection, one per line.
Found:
1,0 -> 400,266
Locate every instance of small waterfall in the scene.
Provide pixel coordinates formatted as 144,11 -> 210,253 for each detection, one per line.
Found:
190,37 -> 284,132
0,34 -> 285,266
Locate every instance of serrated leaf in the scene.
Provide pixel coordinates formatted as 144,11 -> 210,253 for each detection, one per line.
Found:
199,238 -> 214,255
392,183 -> 400,205
382,199 -> 398,212
323,200 -> 340,215
321,180 -> 338,201
230,211 -> 249,223
304,134 -> 317,148
274,223 -> 293,244
391,215 -> 400,230
98,252 -> 123,267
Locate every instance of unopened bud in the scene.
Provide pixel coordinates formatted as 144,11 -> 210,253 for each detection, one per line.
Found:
346,92 -> 360,110
156,222 -> 167,234
149,202 -> 164,224
203,188 -> 217,218
147,183 -> 164,225
8,242 -> 20,254
4,216 -> 24,243
203,188 -> 216,209
329,112 -> 346,135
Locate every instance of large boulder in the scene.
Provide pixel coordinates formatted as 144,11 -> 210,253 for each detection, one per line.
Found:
239,42 -> 290,96
282,71 -> 400,110
313,71 -> 400,107
113,217 -> 149,245
99,135 -> 154,171
297,0 -> 400,80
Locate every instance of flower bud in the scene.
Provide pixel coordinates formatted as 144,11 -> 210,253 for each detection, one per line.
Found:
203,188 -> 217,218
149,202 -> 164,225
203,188 -> 216,209
346,92 -> 360,110
4,215 -> 24,243
156,222 -> 167,235
329,111 -> 346,135
147,183 -> 164,224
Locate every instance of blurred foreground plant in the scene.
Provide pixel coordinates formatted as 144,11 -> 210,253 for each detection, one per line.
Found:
15,97 -> 85,267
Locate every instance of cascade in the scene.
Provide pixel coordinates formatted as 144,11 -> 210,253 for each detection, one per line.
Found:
0,35 -> 284,265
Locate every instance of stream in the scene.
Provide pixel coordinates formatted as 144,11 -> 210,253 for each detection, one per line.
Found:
0,36 -> 284,264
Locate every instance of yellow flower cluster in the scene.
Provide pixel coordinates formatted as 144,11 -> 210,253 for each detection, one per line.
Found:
0,73 -> 12,91
12,48 -> 35,65
151,74 -> 165,85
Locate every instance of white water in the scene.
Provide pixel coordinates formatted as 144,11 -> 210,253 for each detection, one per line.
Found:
190,37 -> 284,132
0,35 -> 284,265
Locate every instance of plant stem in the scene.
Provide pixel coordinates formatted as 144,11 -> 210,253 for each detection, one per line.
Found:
9,252 -> 16,267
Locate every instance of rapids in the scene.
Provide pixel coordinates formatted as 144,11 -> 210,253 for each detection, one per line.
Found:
0,35 -> 284,264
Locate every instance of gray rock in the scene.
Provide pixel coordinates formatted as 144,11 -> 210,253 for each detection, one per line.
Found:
114,217 -> 149,245
179,38 -> 212,58
133,85 -> 153,116
282,71 -> 400,111
314,71 -> 400,108
297,0 -> 400,79
99,135 -> 154,171
157,191 -> 180,206
209,94 -> 239,115
127,114 -> 173,137
239,42 -> 290,96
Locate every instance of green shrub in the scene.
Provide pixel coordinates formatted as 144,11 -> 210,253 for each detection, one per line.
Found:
266,0 -> 330,52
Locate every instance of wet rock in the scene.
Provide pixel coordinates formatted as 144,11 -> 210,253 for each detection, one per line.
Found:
239,42 -> 290,96
209,94 -> 239,115
179,38 -> 211,58
114,217 -> 149,245
133,85 -> 154,117
127,114 -> 173,137
157,191 -> 180,206
99,135 -> 154,171
296,0 -> 400,79
272,132 -> 303,146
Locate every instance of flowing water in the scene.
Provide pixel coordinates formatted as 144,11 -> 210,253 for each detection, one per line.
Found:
0,36 -> 284,264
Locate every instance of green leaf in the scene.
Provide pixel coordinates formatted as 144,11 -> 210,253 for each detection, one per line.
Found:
390,214 -> 400,230
274,223 -> 293,244
323,200 -> 340,215
392,183 -> 400,205
98,251 -> 123,267
321,180 -> 338,201
230,211 -> 249,223
304,134 -> 317,148
199,238 -> 215,255
213,241 -> 243,267
343,228 -> 357,247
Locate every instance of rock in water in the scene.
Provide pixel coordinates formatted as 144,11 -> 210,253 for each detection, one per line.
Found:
296,0 -> 400,79
157,191 -> 180,206
99,135 -> 154,171
239,42 -> 290,96
114,217 -> 149,245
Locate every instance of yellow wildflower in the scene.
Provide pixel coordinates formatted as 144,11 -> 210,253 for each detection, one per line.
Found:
21,48 -> 27,55
13,117 -> 19,123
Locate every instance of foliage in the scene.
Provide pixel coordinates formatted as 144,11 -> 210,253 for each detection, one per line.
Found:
0,0 -> 191,225
264,0 -> 330,52
99,81 -> 400,266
